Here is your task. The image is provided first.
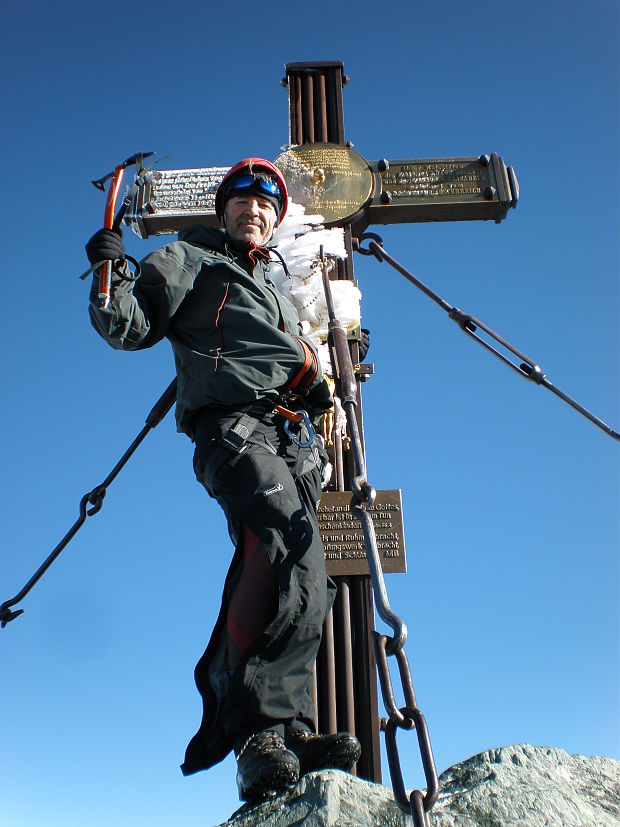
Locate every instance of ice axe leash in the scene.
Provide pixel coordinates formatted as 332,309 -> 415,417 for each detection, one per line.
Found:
319,248 -> 438,826
78,151 -> 156,304
355,232 -> 619,443
0,379 -> 178,629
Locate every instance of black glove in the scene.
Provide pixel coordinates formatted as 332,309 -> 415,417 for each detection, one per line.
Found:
305,378 -> 333,423
359,328 -> 370,361
85,228 -> 125,266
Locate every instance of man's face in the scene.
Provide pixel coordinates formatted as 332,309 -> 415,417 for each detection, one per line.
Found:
223,195 -> 278,246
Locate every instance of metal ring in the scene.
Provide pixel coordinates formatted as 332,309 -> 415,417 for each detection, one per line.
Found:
374,634 -> 408,725
86,488 -> 106,516
355,232 -> 384,256
410,789 -> 429,826
385,706 -> 439,814
351,474 -> 376,506
113,255 -> 141,281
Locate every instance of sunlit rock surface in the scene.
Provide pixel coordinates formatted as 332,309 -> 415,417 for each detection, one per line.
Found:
431,744 -> 620,826
218,743 -> 620,827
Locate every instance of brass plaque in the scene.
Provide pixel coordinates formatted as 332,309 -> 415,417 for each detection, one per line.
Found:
319,489 -> 406,577
124,153 -> 517,238
274,143 -> 374,225
126,167 -> 228,238
382,158 -> 490,200
368,154 -> 518,224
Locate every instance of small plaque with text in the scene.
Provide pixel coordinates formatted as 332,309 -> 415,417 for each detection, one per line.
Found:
319,489 -> 406,577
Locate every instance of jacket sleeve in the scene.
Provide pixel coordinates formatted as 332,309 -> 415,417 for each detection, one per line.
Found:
297,328 -> 326,387
88,242 -> 197,351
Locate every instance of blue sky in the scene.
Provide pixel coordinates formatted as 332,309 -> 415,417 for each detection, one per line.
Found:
1,1 -> 618,825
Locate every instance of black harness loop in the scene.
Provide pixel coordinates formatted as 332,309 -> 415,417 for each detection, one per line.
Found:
220,398 -> 275,454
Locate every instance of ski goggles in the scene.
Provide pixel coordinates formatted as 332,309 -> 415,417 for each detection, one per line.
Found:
226,173 -> 281,199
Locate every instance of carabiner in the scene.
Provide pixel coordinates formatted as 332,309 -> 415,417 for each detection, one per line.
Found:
284,409 -> 315,448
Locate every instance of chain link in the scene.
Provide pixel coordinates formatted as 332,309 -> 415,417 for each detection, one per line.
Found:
320,252 -> 438,824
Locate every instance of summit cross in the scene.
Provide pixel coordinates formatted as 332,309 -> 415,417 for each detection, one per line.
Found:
125,59 -> 518,783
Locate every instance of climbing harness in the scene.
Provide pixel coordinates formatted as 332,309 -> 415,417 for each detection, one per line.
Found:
355,232 -> 619,443
319,248 -> 439,826
214,397 -> 316,453
218,398 -> 276,453
0,380 -> 177,628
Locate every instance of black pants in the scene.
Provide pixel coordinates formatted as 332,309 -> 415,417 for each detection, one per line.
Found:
181,409 -> 335,775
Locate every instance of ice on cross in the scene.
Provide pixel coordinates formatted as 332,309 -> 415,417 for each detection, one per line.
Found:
269,201 -> 360,378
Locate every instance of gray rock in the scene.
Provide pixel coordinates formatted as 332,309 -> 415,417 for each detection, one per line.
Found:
217,744 -> 620,827
220,770 -> 410,826
432,744 -> 620,827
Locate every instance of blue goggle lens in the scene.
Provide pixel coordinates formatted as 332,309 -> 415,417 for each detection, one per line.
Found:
228,173 -> 280,197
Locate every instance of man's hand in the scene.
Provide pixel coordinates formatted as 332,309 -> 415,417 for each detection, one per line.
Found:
85,228 -> 125,266
305,378 -> 333,424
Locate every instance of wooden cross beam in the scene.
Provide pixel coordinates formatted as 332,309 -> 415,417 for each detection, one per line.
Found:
125,59 -> 518,785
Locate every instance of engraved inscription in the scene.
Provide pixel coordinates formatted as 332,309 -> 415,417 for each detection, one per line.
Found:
146,167 -> 228,215
318,490 -> 406,576
127,154 -> 513,238
275,143 -> 373,224
381,159 -> 491,202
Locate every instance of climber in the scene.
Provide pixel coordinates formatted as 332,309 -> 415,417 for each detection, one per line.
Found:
84,157 -> 361,803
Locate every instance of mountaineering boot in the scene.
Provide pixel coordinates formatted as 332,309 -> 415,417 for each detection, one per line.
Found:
235,730 -> 300,802
284,729 -> 361,775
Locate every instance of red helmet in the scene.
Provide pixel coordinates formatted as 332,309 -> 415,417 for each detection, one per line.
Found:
215,158 -> 288,223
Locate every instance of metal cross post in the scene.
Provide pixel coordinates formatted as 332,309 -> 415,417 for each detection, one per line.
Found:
279,60 -> 516,785
123,59 -> 518,788
281,61 -> 384,783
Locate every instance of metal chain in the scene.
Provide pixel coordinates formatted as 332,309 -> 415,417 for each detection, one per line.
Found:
0,379 -> 178,628
320,251 -> 439,824
355,232 -> 619,443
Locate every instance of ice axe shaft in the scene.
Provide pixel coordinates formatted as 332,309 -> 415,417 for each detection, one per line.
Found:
98,167 -> 124,307
92,152 -> 154,309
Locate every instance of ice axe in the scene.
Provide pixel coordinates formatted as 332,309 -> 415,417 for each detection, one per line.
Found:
87,151 -> 154,308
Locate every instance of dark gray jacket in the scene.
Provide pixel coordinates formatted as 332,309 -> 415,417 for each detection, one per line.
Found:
89,225 -> 325,434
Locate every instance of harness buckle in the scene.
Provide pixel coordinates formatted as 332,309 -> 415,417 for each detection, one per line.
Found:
221,421 -> 250,453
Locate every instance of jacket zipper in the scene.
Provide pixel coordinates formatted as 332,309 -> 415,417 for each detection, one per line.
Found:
214,282 -> 230,372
